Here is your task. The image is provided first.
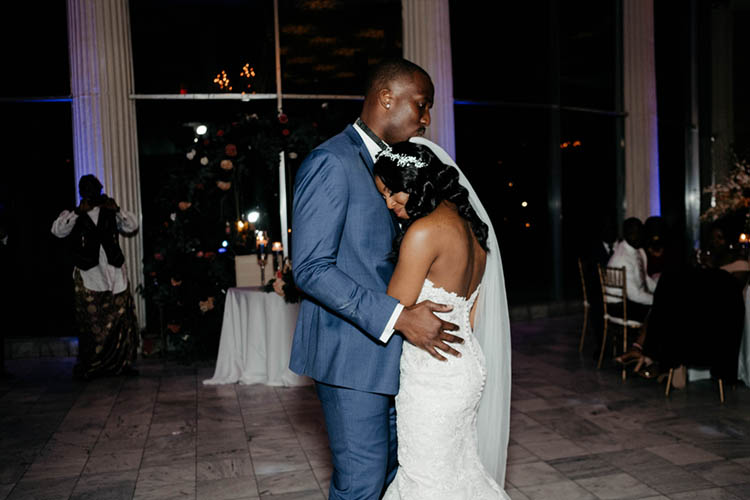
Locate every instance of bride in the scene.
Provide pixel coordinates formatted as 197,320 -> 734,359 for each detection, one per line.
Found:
374,139 -> 511,499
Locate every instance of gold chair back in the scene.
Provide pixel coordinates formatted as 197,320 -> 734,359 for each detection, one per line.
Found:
598,265 -> 628,323
577,258 -> 588,304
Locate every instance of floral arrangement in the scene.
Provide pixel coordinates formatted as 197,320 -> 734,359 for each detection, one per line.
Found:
701,154 -> 750,222
140,109 -> 326,361
263,263 -> 303,304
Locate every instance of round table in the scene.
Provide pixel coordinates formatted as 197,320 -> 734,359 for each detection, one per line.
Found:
203,286 -> 311,387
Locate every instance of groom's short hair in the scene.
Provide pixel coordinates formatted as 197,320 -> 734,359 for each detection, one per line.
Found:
364,58 -> 430,96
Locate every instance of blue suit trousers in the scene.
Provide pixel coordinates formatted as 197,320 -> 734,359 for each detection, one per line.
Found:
315,381 -> 398,499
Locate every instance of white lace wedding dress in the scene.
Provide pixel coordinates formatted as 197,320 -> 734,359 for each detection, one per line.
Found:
382,278 -> 510,500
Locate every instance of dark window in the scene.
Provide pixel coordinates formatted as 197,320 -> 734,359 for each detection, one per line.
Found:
130,0 -> 276,94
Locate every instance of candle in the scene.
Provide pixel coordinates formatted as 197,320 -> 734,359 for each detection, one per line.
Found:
256,230 -> 269,256
271,241 -> 283,273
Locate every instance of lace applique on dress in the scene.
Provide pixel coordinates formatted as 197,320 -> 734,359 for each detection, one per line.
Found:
382,279 -> 509,500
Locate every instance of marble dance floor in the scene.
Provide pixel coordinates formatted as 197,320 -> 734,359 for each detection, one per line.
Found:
1,315 -> 750,500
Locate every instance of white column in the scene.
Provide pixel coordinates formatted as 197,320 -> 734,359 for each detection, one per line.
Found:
67,0 -> 145,327
623,0 -> 660,220
402,0 -> 456,158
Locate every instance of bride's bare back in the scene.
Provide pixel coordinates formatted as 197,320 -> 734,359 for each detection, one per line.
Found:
387,201 -> 487,329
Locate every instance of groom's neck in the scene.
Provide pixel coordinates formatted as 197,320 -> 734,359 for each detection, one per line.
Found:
358,111 -> 387,143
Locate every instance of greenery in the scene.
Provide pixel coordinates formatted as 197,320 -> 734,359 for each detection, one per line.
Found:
263,265 -> 303,304
140,110 -> 325,361
701,153 -> 750,223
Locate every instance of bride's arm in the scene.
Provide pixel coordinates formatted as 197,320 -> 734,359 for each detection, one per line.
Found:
387,219 -> 438,307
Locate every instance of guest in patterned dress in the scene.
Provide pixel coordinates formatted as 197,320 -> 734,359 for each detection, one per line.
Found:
51,175 -> 139,380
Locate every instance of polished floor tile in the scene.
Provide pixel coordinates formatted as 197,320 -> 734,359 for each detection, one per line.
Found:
1,314 -> 748,500
575,472 -> 659,499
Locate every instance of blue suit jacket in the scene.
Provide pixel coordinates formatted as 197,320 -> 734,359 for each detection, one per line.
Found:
290,125 -> 403,395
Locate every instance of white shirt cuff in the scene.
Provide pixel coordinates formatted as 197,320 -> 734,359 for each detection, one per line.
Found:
379,303 -> 404,343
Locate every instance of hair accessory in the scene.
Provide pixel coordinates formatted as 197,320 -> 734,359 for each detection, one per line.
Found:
376,148 -> 428,169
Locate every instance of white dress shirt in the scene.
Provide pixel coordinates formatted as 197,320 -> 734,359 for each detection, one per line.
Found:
605,239 -> 656,305
51,206 -> 138,294
352,121 -> 403,343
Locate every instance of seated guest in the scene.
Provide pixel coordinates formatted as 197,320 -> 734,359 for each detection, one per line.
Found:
705,223 -> 750,287
607,218 -> 655,365
639,265 -> 744,383
644,216 -> 668,278
635,221 -> 746,382
584,216 -> 617,269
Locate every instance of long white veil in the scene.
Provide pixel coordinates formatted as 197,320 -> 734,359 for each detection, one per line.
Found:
411,137 -> 512,487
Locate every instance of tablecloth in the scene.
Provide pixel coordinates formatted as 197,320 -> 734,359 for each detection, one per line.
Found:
203,286 -> 310,386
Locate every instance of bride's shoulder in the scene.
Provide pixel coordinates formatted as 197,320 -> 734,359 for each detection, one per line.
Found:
402,206 -> 459,248
402,216 -> 437,244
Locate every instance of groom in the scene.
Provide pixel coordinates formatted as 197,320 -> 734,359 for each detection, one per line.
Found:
291,58 -> 462,499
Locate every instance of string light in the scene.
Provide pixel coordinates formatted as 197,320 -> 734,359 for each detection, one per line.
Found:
240,63 -> 256,91
241,63 -> 256,79
213,70 -> 231,90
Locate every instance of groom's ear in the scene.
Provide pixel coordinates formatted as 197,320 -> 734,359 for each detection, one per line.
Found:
378,88 -> 392,110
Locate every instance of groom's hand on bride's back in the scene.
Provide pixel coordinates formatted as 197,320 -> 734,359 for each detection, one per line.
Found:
395,301 -> 462,361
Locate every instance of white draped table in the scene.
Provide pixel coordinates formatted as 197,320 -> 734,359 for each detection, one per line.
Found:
203,287 -> 311,387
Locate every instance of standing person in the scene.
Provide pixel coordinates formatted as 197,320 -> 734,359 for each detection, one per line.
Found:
290,59 -> 463,499
51,175 -> 139,380
376,141 -> 511,499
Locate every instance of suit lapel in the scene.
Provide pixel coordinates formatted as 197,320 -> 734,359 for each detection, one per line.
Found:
344,125 -> 376,174
359,149 -> 374,173
345,125 -> 398,233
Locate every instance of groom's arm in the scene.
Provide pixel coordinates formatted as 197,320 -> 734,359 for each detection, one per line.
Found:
292,149 -> 400,340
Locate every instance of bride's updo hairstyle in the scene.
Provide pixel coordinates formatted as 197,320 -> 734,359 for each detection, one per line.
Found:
374,141 -> 489,255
